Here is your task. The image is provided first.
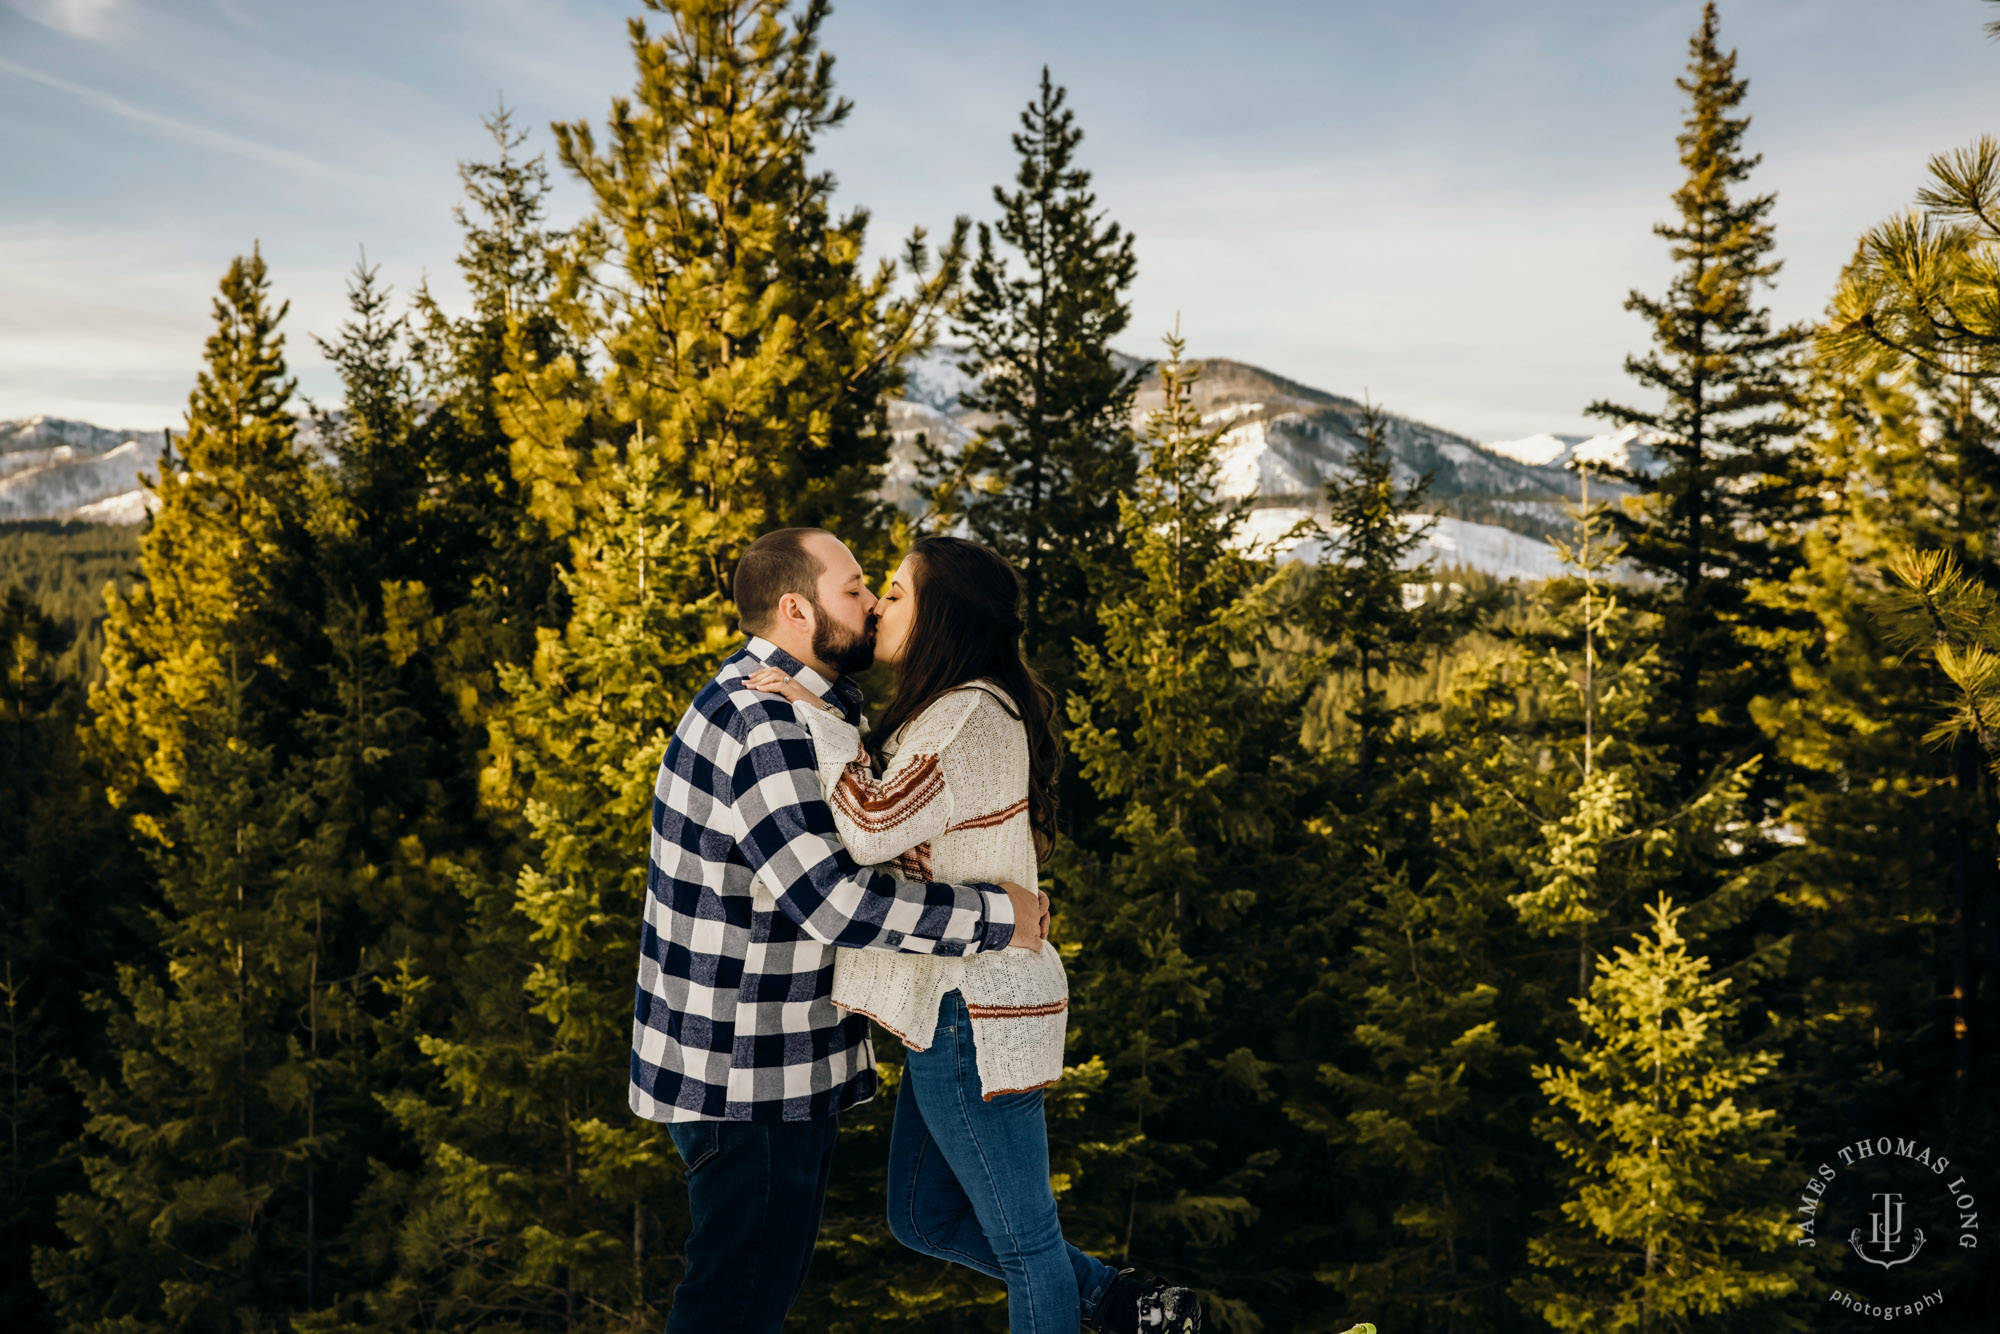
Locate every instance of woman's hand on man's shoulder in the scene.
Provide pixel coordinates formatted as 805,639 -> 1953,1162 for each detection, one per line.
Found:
744,666 -> 839,715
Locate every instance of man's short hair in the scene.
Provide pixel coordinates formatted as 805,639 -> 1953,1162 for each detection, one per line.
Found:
734,527 -> 831,633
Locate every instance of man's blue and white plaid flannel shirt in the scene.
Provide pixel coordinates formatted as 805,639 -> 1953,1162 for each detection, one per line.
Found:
629,636 -> 1018,1122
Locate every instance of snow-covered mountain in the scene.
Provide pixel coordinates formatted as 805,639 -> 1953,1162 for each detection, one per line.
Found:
890,346 -> 1639,581
0,418 -> 165,522
4,352 -> 1648,582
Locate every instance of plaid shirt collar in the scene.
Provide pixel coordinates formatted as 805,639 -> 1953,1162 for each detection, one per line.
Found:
741,635 -> 863,725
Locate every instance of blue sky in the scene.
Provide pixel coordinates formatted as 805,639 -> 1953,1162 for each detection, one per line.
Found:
2,0 -> 1998,440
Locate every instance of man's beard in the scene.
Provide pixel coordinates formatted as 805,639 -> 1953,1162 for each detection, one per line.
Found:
812,603 -> 875,675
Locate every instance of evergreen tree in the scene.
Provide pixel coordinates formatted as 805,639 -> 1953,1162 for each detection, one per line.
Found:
1,587 -> 142,1334
1826,132 -> 2000,392
338,106 -> 586,1333
1284,827 -> 1537,1334
1302,402 -> 1483,794
1506,483 -> 1767,995
1869,547 -> 2000,1076
1060,331 -> 1309,1328
291,254 -> 518,1321
409,101 -> 571,673
1750,360 -> 1998,1112
1818,123 -> 2000,1092
85,247 -> 316,812
1512,896 -> 1806,1333
0,587 -> 69,1330
932,67 -> 1144,693
368,445 -> 709,1332
384,6 -> 965,1327
1290,488 -> 1674,1334
504,0 -> 966,577
40,250 -> 333,1328
0,523 -> 141,682
1587,0 -> 1810,803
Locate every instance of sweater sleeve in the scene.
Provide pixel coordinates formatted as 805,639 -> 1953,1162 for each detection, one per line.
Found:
792,697 -> 959,868
729,698 -> 1014,956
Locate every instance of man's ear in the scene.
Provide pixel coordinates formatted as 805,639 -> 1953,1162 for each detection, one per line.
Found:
775,590 -> 816,636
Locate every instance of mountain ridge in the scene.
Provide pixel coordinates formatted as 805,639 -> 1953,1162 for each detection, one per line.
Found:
4,351 -> 1640,581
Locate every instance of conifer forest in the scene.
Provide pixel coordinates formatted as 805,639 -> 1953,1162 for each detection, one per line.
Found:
8,1 -> 2000,1330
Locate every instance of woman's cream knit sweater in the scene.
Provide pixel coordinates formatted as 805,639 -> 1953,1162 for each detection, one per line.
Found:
794,682 -> 1067,1100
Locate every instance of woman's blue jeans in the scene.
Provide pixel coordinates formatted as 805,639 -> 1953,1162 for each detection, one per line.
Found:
889,988 -> 1120,1334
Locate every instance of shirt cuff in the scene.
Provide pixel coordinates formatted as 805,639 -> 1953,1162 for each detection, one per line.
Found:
976,883 -> 1014,953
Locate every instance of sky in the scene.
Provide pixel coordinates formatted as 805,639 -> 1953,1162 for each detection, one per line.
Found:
3,0 -> 1999,441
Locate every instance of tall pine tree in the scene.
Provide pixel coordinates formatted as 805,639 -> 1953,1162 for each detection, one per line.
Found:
1818,111 -> 2000,1093
503,0 -> 965,576
932,67 -> 1143,694
1302,402 -> 1482,795
1061,331 -> 1310,1329
383,6 -> 965,1328
42,249 -> 331,1330
1587,0 -> 1809,804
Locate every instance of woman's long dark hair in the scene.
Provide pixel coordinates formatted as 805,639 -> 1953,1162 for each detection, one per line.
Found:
868,536 -> 1062,861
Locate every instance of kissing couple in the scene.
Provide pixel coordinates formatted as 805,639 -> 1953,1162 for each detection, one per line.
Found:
627,528 -> 1205,1333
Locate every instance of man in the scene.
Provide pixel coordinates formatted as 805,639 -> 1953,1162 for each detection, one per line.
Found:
630,526 -> 1048,1334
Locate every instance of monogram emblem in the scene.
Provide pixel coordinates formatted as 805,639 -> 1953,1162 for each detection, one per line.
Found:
1849,1191 -> 1926,1269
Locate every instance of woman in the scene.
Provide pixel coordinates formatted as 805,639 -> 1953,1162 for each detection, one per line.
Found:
745,535 -> 1203,1334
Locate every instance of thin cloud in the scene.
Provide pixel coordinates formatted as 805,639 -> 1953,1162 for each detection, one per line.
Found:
0,54 -> 368,184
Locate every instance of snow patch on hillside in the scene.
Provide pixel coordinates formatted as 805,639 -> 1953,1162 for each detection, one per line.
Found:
68,489 -> 157,524
1216,417 -> 1328,499
1481,432 -> 1576,467
1483,424 -> 1657,476
1240,506 -> 1573,583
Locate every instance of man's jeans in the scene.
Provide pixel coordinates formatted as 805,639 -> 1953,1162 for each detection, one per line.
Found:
664,1111 -> 840,1334
890,989 -> 1120,1334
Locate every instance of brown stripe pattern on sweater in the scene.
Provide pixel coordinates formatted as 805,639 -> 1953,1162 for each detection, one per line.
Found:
832,753 -> 944,835
944,796 -> 1028,834
981,1075 -> 1061,1101
895,841 -> 934,882
963,998 -> 1069,1019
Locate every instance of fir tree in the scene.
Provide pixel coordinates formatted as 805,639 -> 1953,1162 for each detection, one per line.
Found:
504,0 -> 966,578
1,588 -> 143,1334
1285,832 -> 1537,1334
0,588 -> 71,1328
1303,401 -> 1483,794
1275,473 -> 1550,1334
359,449 -> 710,1334
932,67 -> 1144,693
1504,482 -> 1771,996
1512,896 -> 1806,1333
1060,331 -> 1308,1327
386,6 -> 966,1327
336,108 -> 585,1333
40,251 -> 334,1330
409,101 -> 570,669
313,258 -> 420,560
85,247 -> 316,813
1587,0 -> 1810,803
1750,360 -> 1998,1111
